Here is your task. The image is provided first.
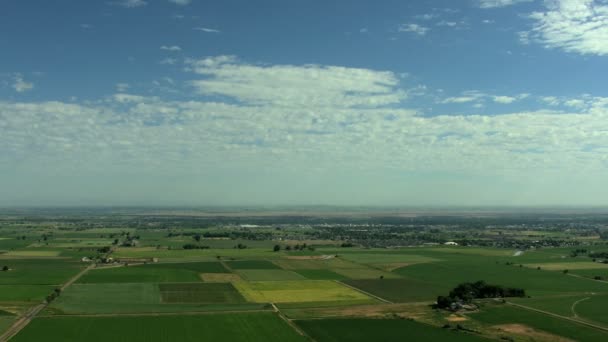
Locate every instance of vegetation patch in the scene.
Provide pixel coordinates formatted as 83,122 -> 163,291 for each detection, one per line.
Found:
12,313 -> 306,342
294,269 -> 346,280
235,269 -> 305,281
332,268 -> 401,280
233,280 -> 371,303
225,260 -> 280,270
344,278 -> 446,303
200,273 -> 242,282
77,265 -> 201,283
296,318 -> 488,342
159,283 -> 246,303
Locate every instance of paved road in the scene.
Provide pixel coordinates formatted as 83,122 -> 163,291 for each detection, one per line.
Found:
0,264 -> 95,342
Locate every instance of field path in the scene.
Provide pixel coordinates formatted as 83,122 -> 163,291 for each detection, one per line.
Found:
570,297 -> 591,318
0,263 -> 95,342
507,301 -> 608,333
271,303 -> 316,341
335,280 -> 393,304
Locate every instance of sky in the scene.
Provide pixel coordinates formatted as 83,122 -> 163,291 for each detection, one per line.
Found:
1,0 -> 608,207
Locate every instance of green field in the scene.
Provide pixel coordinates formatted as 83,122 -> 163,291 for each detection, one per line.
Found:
159,283 -> 246,303
0,285 -> 56,302
12,313 -> 306,342
77,265 -> 202,283
293,269 -> 346,280
470,304 -> 608,341
0,259 -> 83,285
226,260 -> 281,270
344,278 -> 446,303
296,318 -> 488,341
236,269 -> 305,281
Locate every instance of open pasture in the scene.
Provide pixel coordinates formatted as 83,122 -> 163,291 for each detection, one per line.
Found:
12,313 -> 306,342
296,318 -> 488,342
77,264 -> 202,283
344,278 -> 447,303
524,262 -> 608,271
225,260 -> 280,270
235,269 -> 305,281
159,283 -> 246,303
233,280 -> 372,303
470,304 -> 608,341
0,258 -> 83,285
0,285 -> 56,302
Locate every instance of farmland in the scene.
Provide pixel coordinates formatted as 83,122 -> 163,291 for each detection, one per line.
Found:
3,208 -> 608,341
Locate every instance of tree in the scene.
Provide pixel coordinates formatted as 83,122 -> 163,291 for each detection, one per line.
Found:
2,266 -> 8,271
273,245 -> 281,252
193,234 -> 201,243
285,245 -> 292,251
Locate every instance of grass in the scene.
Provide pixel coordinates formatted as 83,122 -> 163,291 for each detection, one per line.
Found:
147,262 -> 228,273
48,283 -> 263,314
12,313 -> 306,342
574,294 -> 608,326
0,259 -> 83,285
296,318 -> 488,342
0,285 -> 56,302
77,265 -> 201,283
112,248 -> 277,261
344,278 -> 447,303
159,283 -> 246,303
225,260 -> 280,270
200,273 -> 242,282
294,269 -> 346,280
332,268 -> 401,280
523,262 -> 608,271
509,294 -> 594,317
233,280 -> 372,303
3,250 -> 61,257
471,304 -> 608,341
235,269 -> 305,281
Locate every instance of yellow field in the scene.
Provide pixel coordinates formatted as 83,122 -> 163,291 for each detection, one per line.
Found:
233,280 -> 370,303
524,262 -> 608,271
200,273 -> 242,282
4,250 -> 61,257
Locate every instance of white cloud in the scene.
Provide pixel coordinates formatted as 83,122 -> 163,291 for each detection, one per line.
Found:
194,27 -> 221,33
564,99 -> 587,109
187,56 -> 407,108
477,0 -> 532,8
169,0 -> 191,5
115,0 -> 147,8
493,94 -> 529,104
116,83 -> 130,92
436,21 -> 458,27
398,23 -> 429,36
160,58 -> 178,65
540,96 -> 560,106
12,74 -> 34,93
160,45 -> 182,52
526,0 -> 608,55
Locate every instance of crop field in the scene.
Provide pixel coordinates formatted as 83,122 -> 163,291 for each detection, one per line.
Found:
296,318 -> 488,341
76,265 -> 203,283
233,280 -> 372,303
225,260 -> 281,270
159,283 -> 246,303
12,313 -> 306,342
5,211 -> 608,341
470,304 -> 608,341
344,278 -> 448,303
0,285 -> 56,302
0,258 -> 83,285
235,269 -> 305,281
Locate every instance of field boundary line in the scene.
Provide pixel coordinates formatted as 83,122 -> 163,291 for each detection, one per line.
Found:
571,297 -> 591,318
271,303 -> 316,342
37,308 -> 274,318
335,280 -> 393,304
507,301 -> 608,333
0,263 -> 95,341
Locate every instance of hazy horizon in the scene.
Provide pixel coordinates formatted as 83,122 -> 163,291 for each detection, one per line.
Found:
2,0 -> 608,207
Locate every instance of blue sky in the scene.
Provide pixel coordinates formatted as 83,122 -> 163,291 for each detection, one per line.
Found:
1,0 -> 608,206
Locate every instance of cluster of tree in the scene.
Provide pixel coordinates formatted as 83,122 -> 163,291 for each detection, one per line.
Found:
234,243 -> 247,249
435,281 -> 526,310
182,244 -> 210,250
570,248 -> 588,257
589,252 -> 608,259
97,246 -> 111,254
340,242 -> 355,247
2,266 -> 9,271
46,288 -> 61,303
273,243 -> 315,252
